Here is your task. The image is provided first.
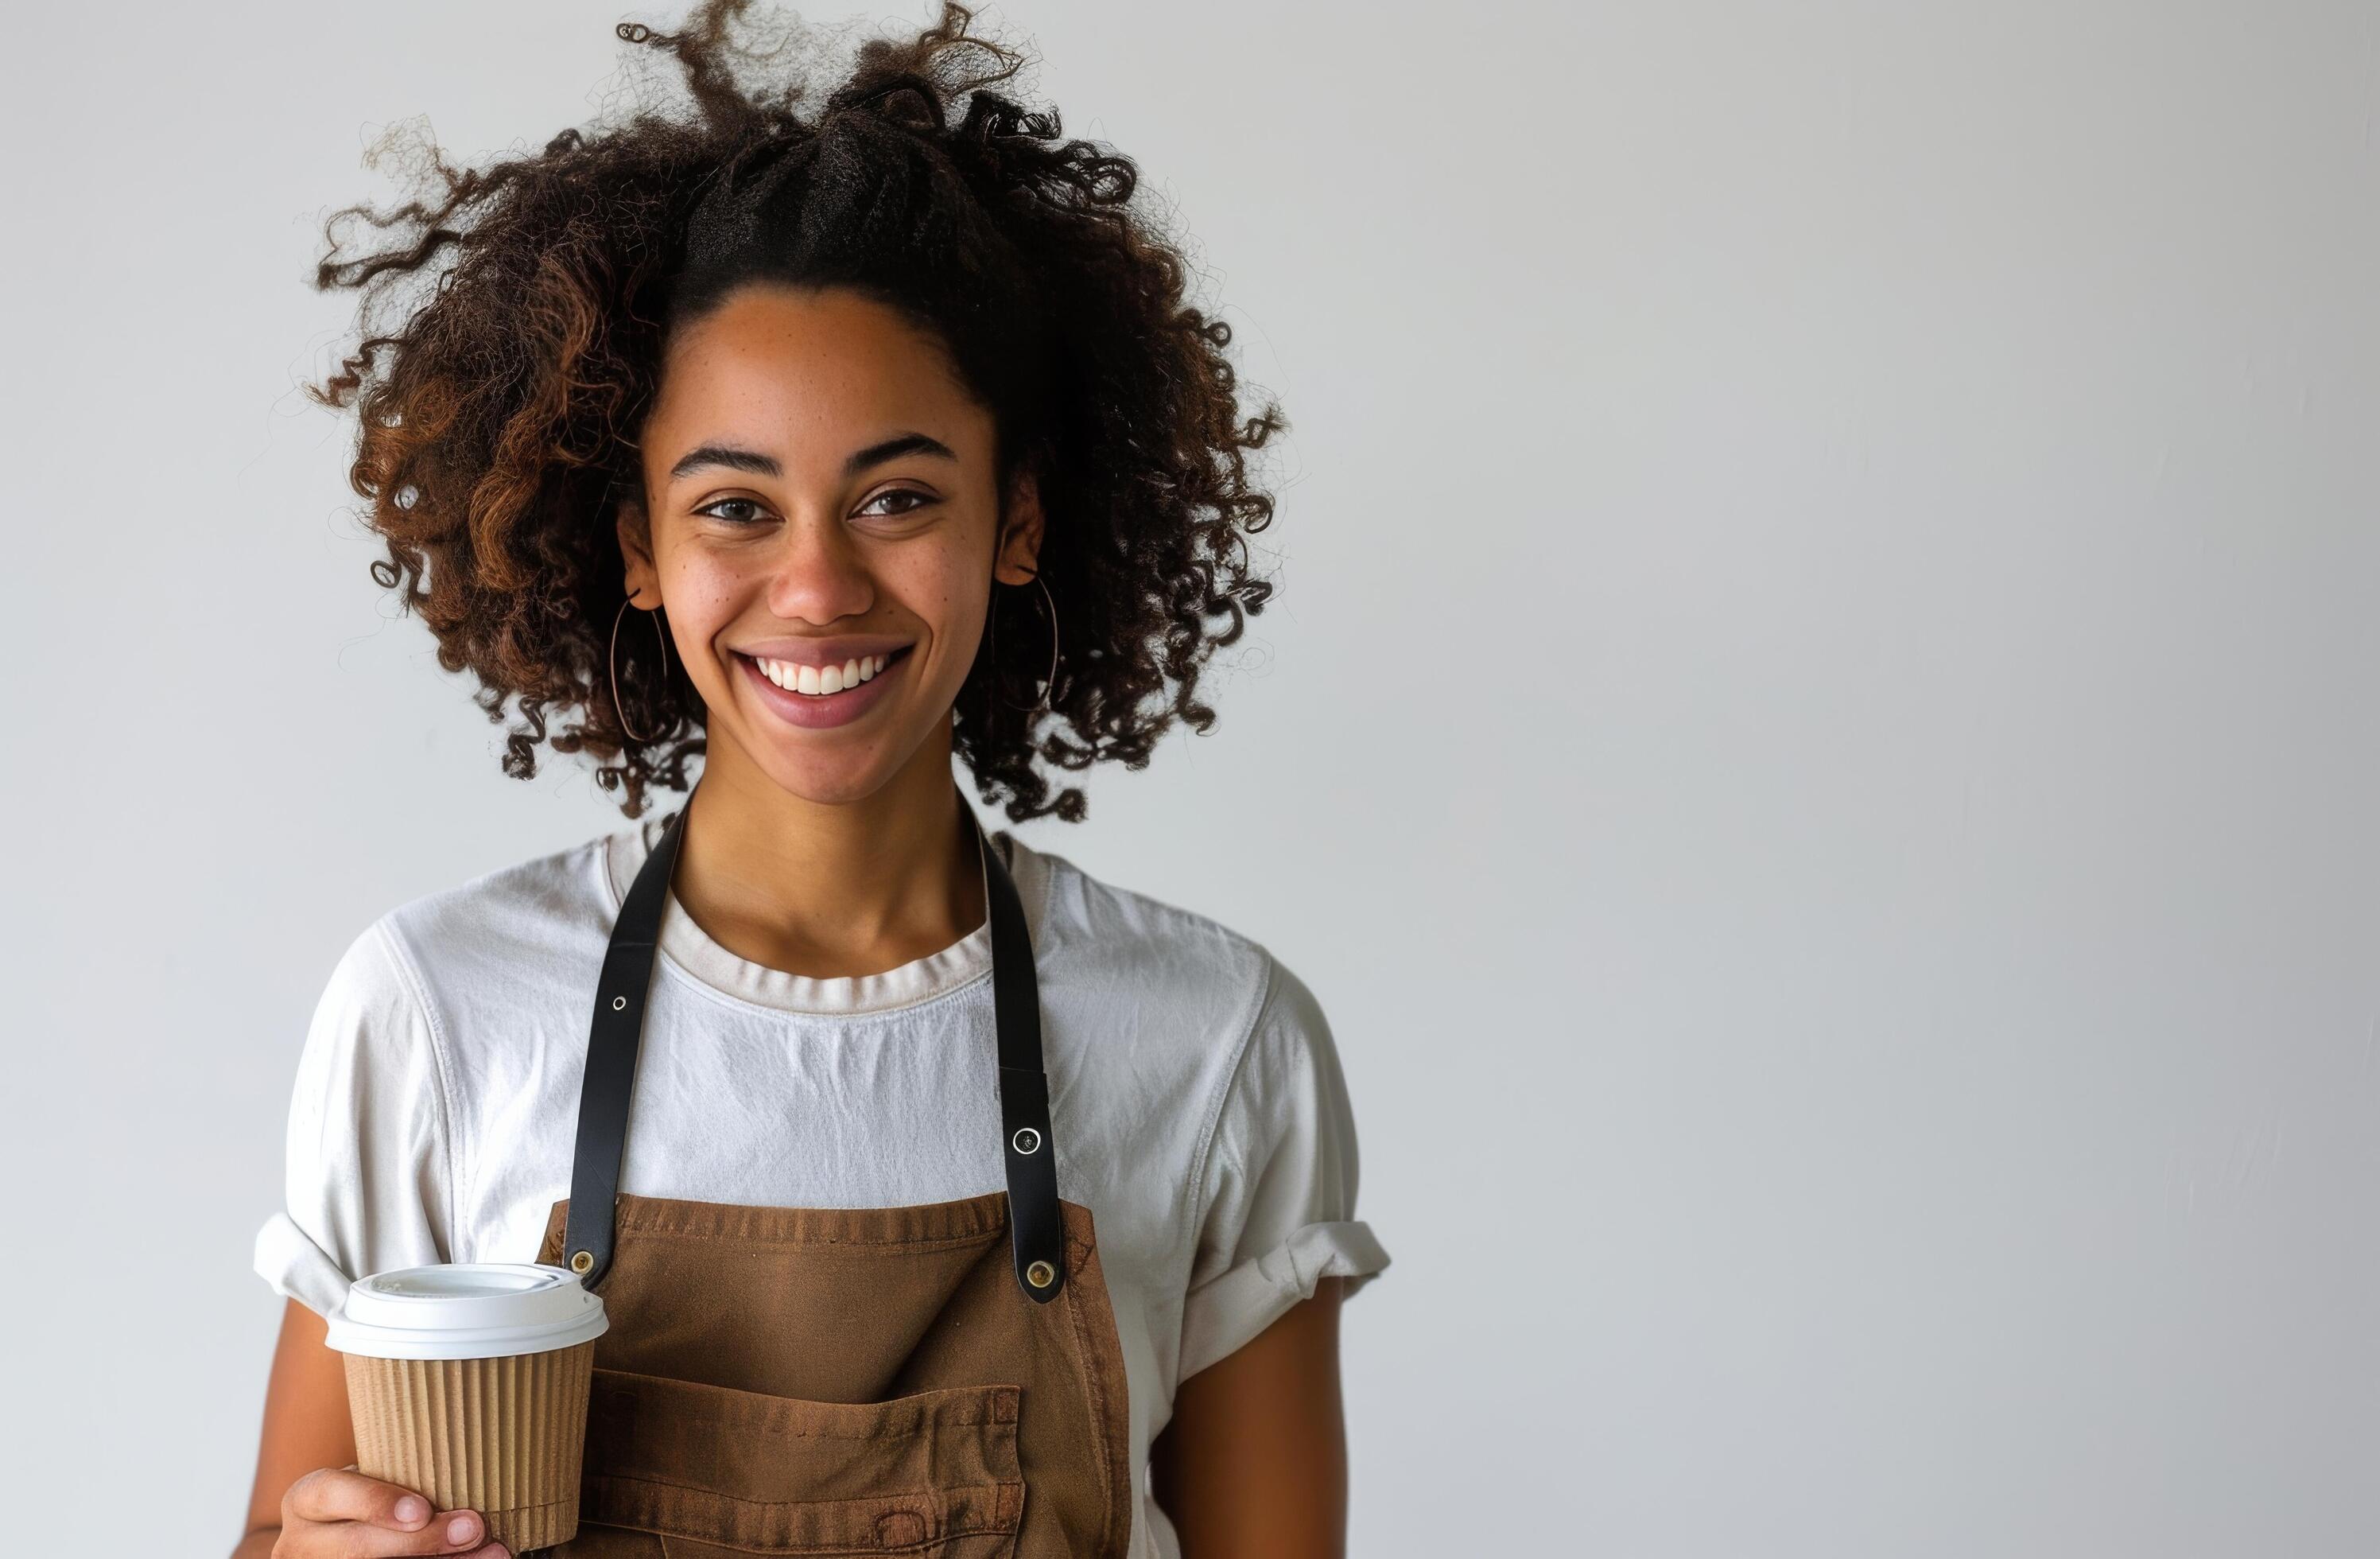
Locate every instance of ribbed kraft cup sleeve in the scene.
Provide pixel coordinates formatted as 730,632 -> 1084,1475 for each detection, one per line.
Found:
342,1337 -> 597,1555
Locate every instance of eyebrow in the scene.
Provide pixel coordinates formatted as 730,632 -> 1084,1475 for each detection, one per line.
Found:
667,432 -> 958,484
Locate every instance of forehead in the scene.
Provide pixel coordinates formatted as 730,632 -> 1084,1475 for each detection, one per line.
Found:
646,284 -> 985,457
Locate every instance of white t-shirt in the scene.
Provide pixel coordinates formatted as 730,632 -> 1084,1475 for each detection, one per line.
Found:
251,808 -> 1389,1559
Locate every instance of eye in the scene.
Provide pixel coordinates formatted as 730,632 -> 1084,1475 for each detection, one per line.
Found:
858,488 -> 936,519
693,496 -> 772,525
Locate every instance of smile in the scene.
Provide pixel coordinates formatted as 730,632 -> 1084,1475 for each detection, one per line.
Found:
734,644 -> 914,731
751,650 -> 900,696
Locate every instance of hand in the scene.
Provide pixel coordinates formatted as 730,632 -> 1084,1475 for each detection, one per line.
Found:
274,1465 -> 510,1557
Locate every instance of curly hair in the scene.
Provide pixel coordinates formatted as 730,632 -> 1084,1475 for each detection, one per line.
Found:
311,0 -> 1284,822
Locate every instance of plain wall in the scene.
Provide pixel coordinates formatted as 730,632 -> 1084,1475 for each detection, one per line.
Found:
3,1 -> 2375,1553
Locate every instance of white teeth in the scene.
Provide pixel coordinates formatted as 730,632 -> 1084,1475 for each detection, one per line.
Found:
754,653 -> 893,696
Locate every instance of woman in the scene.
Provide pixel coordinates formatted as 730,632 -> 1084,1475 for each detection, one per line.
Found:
235,4 -> 1390,1557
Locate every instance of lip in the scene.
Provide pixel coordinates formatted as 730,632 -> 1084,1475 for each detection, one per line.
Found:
735,634 -> 915,667
736,644 -> 913,730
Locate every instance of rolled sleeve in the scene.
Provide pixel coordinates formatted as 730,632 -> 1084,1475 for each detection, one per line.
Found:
251,1209 -> 358,1323
1178,953 -> 1390,1382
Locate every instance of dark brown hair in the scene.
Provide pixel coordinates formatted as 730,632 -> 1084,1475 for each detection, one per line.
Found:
311,0 -> 1284,821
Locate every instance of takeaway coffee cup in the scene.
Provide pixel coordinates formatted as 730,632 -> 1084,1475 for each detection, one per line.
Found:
323,1262 -> 608,1555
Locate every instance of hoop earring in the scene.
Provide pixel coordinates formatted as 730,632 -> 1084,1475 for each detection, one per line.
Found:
610,596 -> 671,745
987,570 -> 1060,715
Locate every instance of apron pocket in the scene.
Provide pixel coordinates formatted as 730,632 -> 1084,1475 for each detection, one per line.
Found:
577,1365 -> 1026,1557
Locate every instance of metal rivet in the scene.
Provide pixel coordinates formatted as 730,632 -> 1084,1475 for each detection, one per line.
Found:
1027,1259 -> 1055,1289
611,995 -> 627,1011
1011,1126 -> 1042,1156
570,1250 -> 593,1274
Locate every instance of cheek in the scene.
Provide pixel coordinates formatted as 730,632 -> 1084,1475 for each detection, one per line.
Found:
657,551 -> 748,645
889,547 -> 990,648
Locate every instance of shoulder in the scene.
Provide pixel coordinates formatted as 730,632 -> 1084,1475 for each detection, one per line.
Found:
386,820 -> 631,950
332,816 -> 643,1018
996,830 -> 1312,1064
1004,830 -> 1270,984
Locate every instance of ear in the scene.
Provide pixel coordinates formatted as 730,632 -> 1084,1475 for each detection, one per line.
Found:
615,495 -> 659,608
994,464 -> 1046,585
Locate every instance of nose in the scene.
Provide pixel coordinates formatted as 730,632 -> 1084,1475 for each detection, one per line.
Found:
763,509 -> 876,625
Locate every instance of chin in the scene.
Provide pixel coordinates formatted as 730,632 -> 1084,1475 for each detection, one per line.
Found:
736,735 -> 922,809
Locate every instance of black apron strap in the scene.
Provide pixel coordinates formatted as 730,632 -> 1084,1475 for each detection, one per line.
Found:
980,799 -> 1070,1303
560,783 -> 1070,1303
559,797 -> 686,1296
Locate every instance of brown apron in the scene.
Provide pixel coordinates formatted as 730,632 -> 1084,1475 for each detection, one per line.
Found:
527,783 -> 1136,1558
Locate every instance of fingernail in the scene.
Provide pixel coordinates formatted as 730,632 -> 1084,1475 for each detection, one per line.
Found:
447,1514 -> 479,1543
396,1495 -> 427,1524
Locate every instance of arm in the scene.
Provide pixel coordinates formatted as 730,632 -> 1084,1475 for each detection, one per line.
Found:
243,923 -> 499,1556
1157,953 -> 1385,1555
1149,1277 -> 1346,1559
234,1298 -> 357,1556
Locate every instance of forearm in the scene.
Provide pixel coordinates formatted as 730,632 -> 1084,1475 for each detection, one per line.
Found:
1155,1279 -> 1350,1558
231,1525 -> 280,1559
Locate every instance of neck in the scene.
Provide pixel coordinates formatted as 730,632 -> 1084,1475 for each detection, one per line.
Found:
668,724 -> 987,981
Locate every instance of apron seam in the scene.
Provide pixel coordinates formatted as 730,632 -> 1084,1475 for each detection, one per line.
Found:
591,1468 -> 1026,1494
592,1472 -> 1027,1546
584,1422 -> 986,1444
1058,1239 -> 1136,1553
598,1226 -> 1010,1251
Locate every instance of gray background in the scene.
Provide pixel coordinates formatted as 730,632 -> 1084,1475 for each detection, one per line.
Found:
4,1 -> 2375,1553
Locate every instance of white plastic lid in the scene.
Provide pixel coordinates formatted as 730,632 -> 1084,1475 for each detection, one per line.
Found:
322,1262 -> 609,1360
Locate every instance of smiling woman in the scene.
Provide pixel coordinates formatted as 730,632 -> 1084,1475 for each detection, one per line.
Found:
239,6 -> 1389,1559
311,0 -> 1283,826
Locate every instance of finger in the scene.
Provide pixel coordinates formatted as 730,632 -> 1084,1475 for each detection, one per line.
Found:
285,1466 -> 437,1530
335,1506 -> 494,1557
421,1510 -> 491,1551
